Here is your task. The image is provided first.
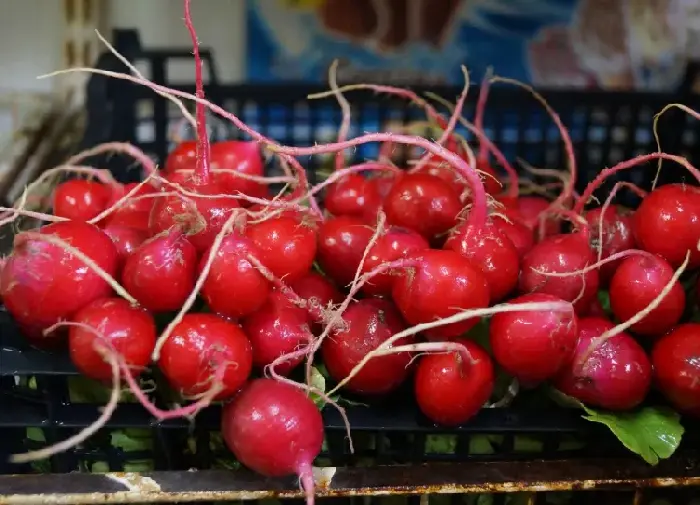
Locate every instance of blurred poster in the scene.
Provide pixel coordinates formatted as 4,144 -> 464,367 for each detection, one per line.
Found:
246,0 -> 694,90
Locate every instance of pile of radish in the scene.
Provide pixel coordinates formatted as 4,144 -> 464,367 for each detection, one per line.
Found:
2,1 -> 700,502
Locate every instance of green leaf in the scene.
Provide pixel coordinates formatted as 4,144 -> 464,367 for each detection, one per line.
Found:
425,434 -> 456,454
110,429 -> 153,452
597,290 -> 611,313
309,366 -> 328,407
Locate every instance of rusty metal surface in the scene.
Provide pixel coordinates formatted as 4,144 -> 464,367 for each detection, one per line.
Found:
0,457 -> 699,504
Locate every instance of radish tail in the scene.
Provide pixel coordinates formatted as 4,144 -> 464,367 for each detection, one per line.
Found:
298,461 -> 316,505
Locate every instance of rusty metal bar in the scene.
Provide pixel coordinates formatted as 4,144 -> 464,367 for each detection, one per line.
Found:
0,457 -> 699,504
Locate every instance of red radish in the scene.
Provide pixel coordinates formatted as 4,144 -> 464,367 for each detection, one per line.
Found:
104,182 -> 157,232
583,296 -> 608,318
69,297 -> 156,382
316,215 -> 374,286
121,229 -> 197,312
518,232 -> 600,314
322,298 -> 414,395
103,224 -> 148,262
412,161 -> 469,196
414,339 -> 494,426
199,233 -> 271,319
324,173 -> 382,219
221,379 -> 323,505
476,157 -> 503,196
652,323 -> 700,417
392,249 -> 490,341
247,215 -> 317,283
289,271 -> 343,327
632,183 -> 700,269
383,172 -> 462,241
489,293 -> 578,386
515,196 -> 561,237
360,226 -> 429,297
159,313 -> 252,399
492,214 -> 535,258
586,205 -> 636,284
554,317 -> 651,410
242,292 -> 312,376
609,254 -> 685,337
444,221 -> 520,302
164,140 -> 197,173
52,179 -> 112,222
0,221 -> 119,338
210,140 -> 268,200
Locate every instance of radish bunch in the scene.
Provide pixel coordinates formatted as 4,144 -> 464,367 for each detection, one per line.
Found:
2,1 -> 700,501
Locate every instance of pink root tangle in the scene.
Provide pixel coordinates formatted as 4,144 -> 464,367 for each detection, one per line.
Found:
475,68 -> 493,164
0,207 -> 67,228
652,103 -> 700,189
594,181 -> 647,263
328,60 -> 352,173
66,142 -> 157,178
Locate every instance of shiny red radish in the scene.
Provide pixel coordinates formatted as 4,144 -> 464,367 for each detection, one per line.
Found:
104,182 -> 158,232
492,214 -> 535,258
164,140 -> 197,173
103,224 -> 148,263
324,173 -> 383,219
210,140 -> 268,200
585,205 -> 636,284
316,215 -> 375,287
516,196 -> 561,237
52,179 -> 113,222
289,272 -> 343,328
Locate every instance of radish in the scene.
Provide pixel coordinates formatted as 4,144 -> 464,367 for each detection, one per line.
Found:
514,196 -> 561,237
392,249 -> 490,340
554,317 -> 651,411
324,173 -> 383,219
0,221 -> 119,339
52,179 -> 113,222
121,229 -> 197,312
586,204 -> 636,284
360,226 -> 429,297
103,182 -> 157,232
221,378 -> 323,505
158,313 -> 252,399
69,297 -> 156,382
102,224 -> 148,263
242,292 -> 312,376
489,293 -> 578,386
317,215 -> 374,286
289,271 -> 343,328
414,339 -> 494,426
199,232 -> 271,319
210,140 -> 268,201
383,172 -> 462,241
652,323 -> 700,417
609,254 -> 685,337
444,220 -> 520,302
492,214 -> 535,258
164,140 -> 197,173
322,298 -> 414,395
247,215 -> 318,283
518,231 -> 600,314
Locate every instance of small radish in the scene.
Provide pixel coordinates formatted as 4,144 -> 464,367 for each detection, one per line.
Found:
317,215 -> 374,286
210,140 -> 268,201
476,157 -> 503,196
0,221 -> 119,338
158,313 -> 252,399
652,323 -> 700,417
289,271 -> 343,328
586,205 -> 636,284
69,297 -> 156,382
383,172 -> 462,241
414,339 -> 494,426
247,215 -> 317,283
103,224 -> 148,262
609,254 -> 685,337
242,292 -> 312,376
492,214 -> 535,258
518,232 -> 600,314
360,226 -> 429,297
324,173 -> 382,219
322,298 -> 414,395
199,233 -> 271,319
554,317 -> 651,411
104,182 -> 157,232
164,140 -> 197,173
221,379 -> 323,505
392,249 -> 490,341
444,221 -> 520,302
489,293 -> 578,386
53,179 -> 113,222
412,161 -> 469,196
121,229 -> 197,312
515,196 -> 561,237
632,183 -> 700,269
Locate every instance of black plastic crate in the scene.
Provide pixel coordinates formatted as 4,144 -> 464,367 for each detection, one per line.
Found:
2,28 -> 700,504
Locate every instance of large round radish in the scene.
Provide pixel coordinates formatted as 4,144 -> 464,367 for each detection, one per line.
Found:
444,221 -> 520,302
121,230 -> 197,313
360,226 -> 430,297
414,339 -> 494,426
392,249 -> 490,340
518,233 -> 600,314
247,215 -> 317,283
324,173 -> 382,219
554,317 -> 651,410
489,293 -> 578,385
52,179 -> 112,222
103,224 -> 148,263
585,205 -> 636,284
289,271 -> 343,328
222,378 -> 323,504
242,292 -> 312,376
632,183 -> 700,269
159,313 -> 252,399
322,298 -> 414,395
652,323 -> 700,417
1,222 -> 119,338
316,215 -> 374,286
210,140 -> 267,200
384,172 -> 462,241
69,297 -> 156,382
164,140 -> 197,173
199,233 -> 271,319
609,254 -> 685,337
492,214 -> 535,258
